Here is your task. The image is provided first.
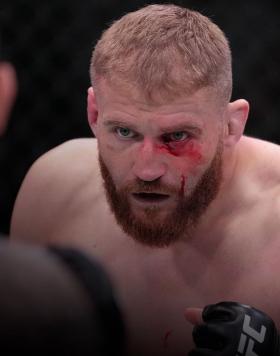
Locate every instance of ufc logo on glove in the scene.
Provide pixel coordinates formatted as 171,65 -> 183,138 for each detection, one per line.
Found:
189,301 -> 280,356
237,314 -> 266,356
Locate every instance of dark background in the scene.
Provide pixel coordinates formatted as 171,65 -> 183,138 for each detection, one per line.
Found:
0,0 -> 279,234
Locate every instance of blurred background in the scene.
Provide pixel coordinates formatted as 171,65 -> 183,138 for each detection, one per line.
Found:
0,0 -> 279,234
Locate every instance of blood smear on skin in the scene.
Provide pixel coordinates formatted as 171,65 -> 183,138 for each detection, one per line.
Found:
156,141 -> 202,162
163,330 -> 173,349
180,175 -> 186,196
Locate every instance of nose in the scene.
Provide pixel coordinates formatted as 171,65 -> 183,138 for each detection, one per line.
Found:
132,139 -> 167,182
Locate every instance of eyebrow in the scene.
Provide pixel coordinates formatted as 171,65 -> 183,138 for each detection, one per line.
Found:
103,119 -> 202,135
103,120 -> 138,130
158,124 -> 202,135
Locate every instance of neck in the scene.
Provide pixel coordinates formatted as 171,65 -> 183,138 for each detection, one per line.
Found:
219,143 -> 240,195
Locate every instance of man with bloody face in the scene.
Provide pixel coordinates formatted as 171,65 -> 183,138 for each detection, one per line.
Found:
11,4 -> 280,356
89,4 -> 233,248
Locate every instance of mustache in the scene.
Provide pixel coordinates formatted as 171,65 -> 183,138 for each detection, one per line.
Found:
121,178 -> 180,195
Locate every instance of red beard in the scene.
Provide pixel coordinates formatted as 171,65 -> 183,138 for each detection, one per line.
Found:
98,145 -> 223,248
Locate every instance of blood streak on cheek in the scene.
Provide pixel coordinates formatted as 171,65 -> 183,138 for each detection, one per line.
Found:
180,175 -> 186,196
155,141 -> 203,197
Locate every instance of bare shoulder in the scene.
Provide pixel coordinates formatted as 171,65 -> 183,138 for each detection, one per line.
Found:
239,136 -> 280,185
238,136 -> 280,241
241,135 -> 280,159
34,137 -> 100,175
10,138 -> 102,243
15,137 -> 101,196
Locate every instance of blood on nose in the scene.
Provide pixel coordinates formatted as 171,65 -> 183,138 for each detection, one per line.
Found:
154,141 -> 204,198
134,141 -> 166,181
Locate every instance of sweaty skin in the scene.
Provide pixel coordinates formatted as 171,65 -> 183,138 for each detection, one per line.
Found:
10,85 -> 280,356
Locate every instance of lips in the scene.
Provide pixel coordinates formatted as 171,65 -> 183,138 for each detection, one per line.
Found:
132,192 -> 170,203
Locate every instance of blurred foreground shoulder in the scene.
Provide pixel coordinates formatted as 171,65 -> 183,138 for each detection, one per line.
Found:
10,138 -> 100,243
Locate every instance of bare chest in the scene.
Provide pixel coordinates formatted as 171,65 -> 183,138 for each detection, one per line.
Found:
111,247 -> 280,356
50,200 -> 280,355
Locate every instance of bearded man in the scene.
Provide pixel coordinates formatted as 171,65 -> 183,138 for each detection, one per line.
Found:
11,4 -> 280,355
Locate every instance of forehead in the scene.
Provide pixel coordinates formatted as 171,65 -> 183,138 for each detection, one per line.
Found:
95,79 -> 223,127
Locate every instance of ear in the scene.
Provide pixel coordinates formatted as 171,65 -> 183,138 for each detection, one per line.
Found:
87,86 -> 98,136
0,63 -> 17,135
223,99 -> 249,148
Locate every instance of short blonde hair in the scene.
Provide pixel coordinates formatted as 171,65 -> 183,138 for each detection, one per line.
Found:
90,4 -> 232,104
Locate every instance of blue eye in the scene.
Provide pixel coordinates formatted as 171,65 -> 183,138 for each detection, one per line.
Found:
163,131 -> 188,143
116,127 -> 135,138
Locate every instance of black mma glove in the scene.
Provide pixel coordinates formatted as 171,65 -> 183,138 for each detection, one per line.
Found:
189,301 -> 280,356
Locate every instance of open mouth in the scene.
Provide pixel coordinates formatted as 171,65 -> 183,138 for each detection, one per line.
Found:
132,192 -> 170,203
